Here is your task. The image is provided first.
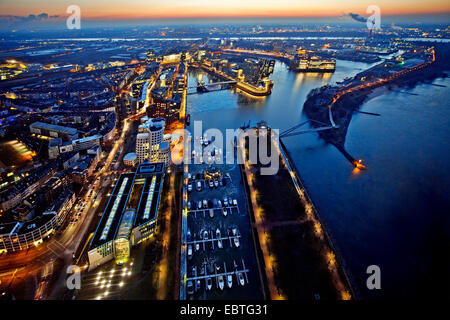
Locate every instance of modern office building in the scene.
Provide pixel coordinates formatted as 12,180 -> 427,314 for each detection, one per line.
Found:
123,152 -> 137,167
48,138 -> 62,159
88,162 -> 165,269
30,122 -> 78,141
135,118 -> 170,166
59,135 -> 102,154
0,189 -> 75,253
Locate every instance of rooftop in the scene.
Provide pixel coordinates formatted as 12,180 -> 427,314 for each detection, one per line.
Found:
30,121 -> 77,136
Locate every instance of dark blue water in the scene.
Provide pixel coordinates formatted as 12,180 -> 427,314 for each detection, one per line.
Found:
187,61 -> 450,299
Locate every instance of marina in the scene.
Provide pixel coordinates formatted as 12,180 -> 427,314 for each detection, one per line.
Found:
180,133 -> 264,299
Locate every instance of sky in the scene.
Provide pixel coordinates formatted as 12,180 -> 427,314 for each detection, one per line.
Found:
1,0 -> 449,20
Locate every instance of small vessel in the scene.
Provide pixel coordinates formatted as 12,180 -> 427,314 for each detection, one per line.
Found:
187,228 -> 191,241
222,208 -> 227,217
217,275 -> 225,290
195,242 -> 200,251
187,245 -> 193,258
232,228 -> 240,248
186,114 -> 191,126
206,277 -> 212,290
233,237 -> 240,248
209,209 -> 214,218
196,279 -> 201,292
237,272 -> 245,286
200,265 -> 206,275
187,281 -> 194,295
227,274 -> 233,288
216,228 -> 223,249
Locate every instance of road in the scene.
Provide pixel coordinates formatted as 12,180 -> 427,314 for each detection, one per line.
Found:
0,112 -> 140,299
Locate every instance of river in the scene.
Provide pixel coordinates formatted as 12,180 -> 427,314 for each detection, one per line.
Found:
186,60 -> 450,299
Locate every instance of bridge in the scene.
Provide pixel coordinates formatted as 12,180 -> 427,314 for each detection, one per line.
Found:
187,80 -> 237,89
279,115 -> 339,139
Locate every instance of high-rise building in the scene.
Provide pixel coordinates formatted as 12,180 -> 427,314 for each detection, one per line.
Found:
135,118 -> 170,166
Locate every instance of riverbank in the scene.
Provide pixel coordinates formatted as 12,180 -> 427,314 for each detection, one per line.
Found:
239,129 -> 352,299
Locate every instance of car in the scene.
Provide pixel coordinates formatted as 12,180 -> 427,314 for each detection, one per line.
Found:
196,181 -> 202,192
228,197 -> 233,206
187,183 -> 192,192
214,180 -> 219,188
203,200 -> 208,209
223,198 -> 228,207
233,199 -> 238,206
209,180 -> 214,188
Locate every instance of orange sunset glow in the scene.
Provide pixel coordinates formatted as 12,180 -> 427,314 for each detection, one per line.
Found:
1,0 -> 449,20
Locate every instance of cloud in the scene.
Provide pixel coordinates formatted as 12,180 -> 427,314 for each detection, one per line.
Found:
348,12 -> 367,23
0,13 -> 60,22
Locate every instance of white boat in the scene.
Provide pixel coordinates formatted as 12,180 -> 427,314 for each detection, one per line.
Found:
206,277 -> 212,290
222,208 -> 227,217
195,242 -> 200,251
233,237 -> 240,248
237,272 -> 245,286
209,209 -> 214,218
217,275 -> 225,290
187,245 -> 193,258
227,274 -> 233,288
216,228 -> 223,249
